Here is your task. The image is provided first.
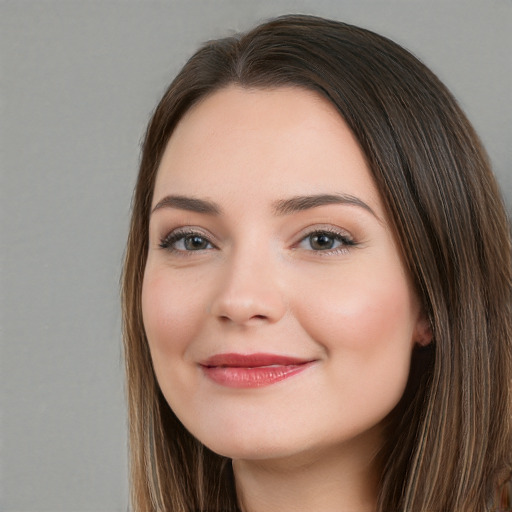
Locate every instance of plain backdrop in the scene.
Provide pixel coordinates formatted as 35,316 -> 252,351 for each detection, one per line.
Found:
1,1 -> 511,510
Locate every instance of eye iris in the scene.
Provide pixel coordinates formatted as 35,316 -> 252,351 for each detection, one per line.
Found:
310,233 -> 335,250
184,235 -> 208,250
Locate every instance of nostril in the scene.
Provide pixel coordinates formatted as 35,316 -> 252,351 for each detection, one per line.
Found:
217,313 -> 268,324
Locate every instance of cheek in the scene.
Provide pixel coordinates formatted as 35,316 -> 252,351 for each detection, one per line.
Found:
141,269 -> 202,365
299,271 -> 415,342
302,239 -> 416,337
315,283 -> 414,347
293,261 -> 418,399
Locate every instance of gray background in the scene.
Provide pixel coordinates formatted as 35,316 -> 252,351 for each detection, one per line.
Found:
1,1 -> 510,510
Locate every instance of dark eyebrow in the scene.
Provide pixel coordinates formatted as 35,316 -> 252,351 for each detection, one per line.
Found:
151,195 -> 222,216
151,193 -> 377,220
272,193 -> 377,218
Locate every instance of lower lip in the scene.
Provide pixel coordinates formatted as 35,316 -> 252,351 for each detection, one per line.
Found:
200,362 -> 314,388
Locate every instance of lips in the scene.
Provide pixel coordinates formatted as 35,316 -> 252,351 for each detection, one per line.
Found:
199,353 -> 315,388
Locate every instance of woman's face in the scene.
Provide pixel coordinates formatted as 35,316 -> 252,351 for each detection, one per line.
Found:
142,86 -> 427,461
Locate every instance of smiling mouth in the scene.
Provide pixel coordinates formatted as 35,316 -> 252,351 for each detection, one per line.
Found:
199,353 -> 316,388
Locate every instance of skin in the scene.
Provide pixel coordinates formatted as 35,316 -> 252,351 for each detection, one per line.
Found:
142,86 -> 431,512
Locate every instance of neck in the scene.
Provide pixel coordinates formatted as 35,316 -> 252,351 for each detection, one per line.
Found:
232,430 -> 382,512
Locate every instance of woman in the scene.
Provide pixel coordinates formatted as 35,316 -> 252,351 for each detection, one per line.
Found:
122,15 -> 512,512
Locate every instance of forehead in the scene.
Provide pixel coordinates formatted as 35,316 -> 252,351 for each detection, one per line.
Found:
153,86 -> 383,215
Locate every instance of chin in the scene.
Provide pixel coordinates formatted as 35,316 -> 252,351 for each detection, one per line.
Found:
206,439 -> 304,462
187,420 -> 304,461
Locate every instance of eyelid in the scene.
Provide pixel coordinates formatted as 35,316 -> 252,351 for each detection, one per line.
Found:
294,224 -> 355,242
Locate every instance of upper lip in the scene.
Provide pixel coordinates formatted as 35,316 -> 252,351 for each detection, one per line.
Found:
200,353 -> 314,368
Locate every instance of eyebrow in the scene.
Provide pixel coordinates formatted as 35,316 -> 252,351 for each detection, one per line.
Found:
151,195 -> 221,215
151,193 -> 377,218
272,193 -> 377,218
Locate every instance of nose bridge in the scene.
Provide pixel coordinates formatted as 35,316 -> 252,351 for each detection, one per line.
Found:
210,236 -> 286,325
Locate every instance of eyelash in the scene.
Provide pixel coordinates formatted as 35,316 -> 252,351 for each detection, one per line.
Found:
159,227 -> 356,255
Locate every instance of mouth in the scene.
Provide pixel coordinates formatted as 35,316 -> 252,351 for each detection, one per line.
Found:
199,353 -> 316,388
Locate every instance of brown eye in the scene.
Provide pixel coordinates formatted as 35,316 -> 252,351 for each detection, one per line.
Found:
309,233 -> 336,250
183,235 -> 210,250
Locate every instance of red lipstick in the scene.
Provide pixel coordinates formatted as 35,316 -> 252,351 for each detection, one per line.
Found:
200,353 -> 315,388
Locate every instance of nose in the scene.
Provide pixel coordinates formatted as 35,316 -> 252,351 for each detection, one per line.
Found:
209,247 -> 287,326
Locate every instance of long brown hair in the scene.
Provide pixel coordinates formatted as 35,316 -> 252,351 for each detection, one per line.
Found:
122,15 -> 512,511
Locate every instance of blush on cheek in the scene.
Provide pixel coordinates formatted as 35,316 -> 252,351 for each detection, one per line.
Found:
141,273 -> 193,407
142,274 -> 173,341
299,286 -> 414,351
142,274 -> 185,355
142,270 -> 211,373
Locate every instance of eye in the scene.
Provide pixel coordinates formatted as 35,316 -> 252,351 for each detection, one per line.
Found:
159,229 -> 215,252
297,229 -> 355,253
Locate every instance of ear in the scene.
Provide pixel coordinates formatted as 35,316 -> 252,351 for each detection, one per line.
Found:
414,309 -> 433,347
